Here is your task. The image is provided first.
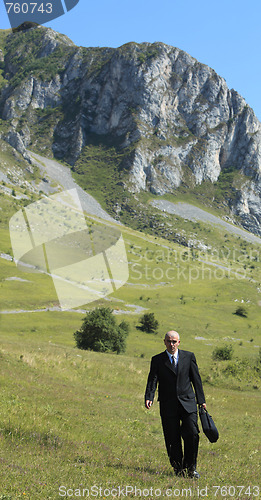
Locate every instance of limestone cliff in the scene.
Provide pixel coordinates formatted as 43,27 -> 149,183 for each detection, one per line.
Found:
0,25 -> 260,234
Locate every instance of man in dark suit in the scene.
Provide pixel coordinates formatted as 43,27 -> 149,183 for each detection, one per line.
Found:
145,330 -> 206,478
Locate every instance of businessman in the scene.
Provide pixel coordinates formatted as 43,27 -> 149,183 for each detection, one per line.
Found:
145,330 -> 206,478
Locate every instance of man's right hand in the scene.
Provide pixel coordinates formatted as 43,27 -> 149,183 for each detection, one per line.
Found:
145,400 -> 153,409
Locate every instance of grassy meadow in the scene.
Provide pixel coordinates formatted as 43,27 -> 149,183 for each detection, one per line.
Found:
0,208 -> 261,498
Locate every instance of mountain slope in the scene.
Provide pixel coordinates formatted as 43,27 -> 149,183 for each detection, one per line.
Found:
0,25 -> 261,235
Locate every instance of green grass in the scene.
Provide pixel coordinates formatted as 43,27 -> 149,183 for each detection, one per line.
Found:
72,140 -> 134,211
0,319 -> 260,498
0,196 -> 260,497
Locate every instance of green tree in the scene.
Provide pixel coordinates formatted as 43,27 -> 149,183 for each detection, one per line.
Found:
74,307 -> 129,354
138,312 -> 159,333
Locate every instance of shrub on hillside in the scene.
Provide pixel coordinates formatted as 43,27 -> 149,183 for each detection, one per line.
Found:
234,305 -> 248,317
224,351 -> 261,384
212,344 -> 233,361
138,312 -> 159,333
74,307 -> 129,354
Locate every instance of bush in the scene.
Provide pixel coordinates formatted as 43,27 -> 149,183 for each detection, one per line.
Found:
74,307 -> 129,354
212,344 -> 233,361
138,312 -> 159,333
234,305 -> 248,317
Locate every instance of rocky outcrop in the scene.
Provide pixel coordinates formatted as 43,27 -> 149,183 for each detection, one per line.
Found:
0,26 -> 260,234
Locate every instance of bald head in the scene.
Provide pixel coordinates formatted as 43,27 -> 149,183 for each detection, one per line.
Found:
165,330 -> 180,341
164,330 -> 180,354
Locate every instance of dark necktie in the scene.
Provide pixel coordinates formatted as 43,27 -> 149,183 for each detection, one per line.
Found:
172,355 -> 177,373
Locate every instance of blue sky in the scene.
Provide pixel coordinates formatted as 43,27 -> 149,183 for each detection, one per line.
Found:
0,0 -> 261,120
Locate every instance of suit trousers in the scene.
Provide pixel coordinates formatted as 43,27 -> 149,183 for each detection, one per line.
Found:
160,401 -> 199,472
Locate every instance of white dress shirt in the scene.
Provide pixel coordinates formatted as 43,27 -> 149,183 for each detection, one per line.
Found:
166,349 -> 179,366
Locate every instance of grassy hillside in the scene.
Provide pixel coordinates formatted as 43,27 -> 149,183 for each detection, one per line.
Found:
0,328 -> 260,499
0,197 -> 261,498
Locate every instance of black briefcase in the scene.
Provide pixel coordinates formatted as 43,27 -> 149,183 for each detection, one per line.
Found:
199,407 -> 219,443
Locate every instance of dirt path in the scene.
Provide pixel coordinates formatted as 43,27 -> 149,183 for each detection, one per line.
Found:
28,151 -> 120,224
151,200 -> 261,245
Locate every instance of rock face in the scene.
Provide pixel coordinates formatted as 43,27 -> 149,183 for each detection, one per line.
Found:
0,25 -> 261,234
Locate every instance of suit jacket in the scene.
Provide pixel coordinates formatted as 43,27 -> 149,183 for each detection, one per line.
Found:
145,349 -> 205,414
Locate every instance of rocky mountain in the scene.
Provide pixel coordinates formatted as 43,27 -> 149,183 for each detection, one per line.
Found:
0,24 -> 261,235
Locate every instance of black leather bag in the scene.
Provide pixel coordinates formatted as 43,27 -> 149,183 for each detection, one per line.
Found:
199,407 -> 219,443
